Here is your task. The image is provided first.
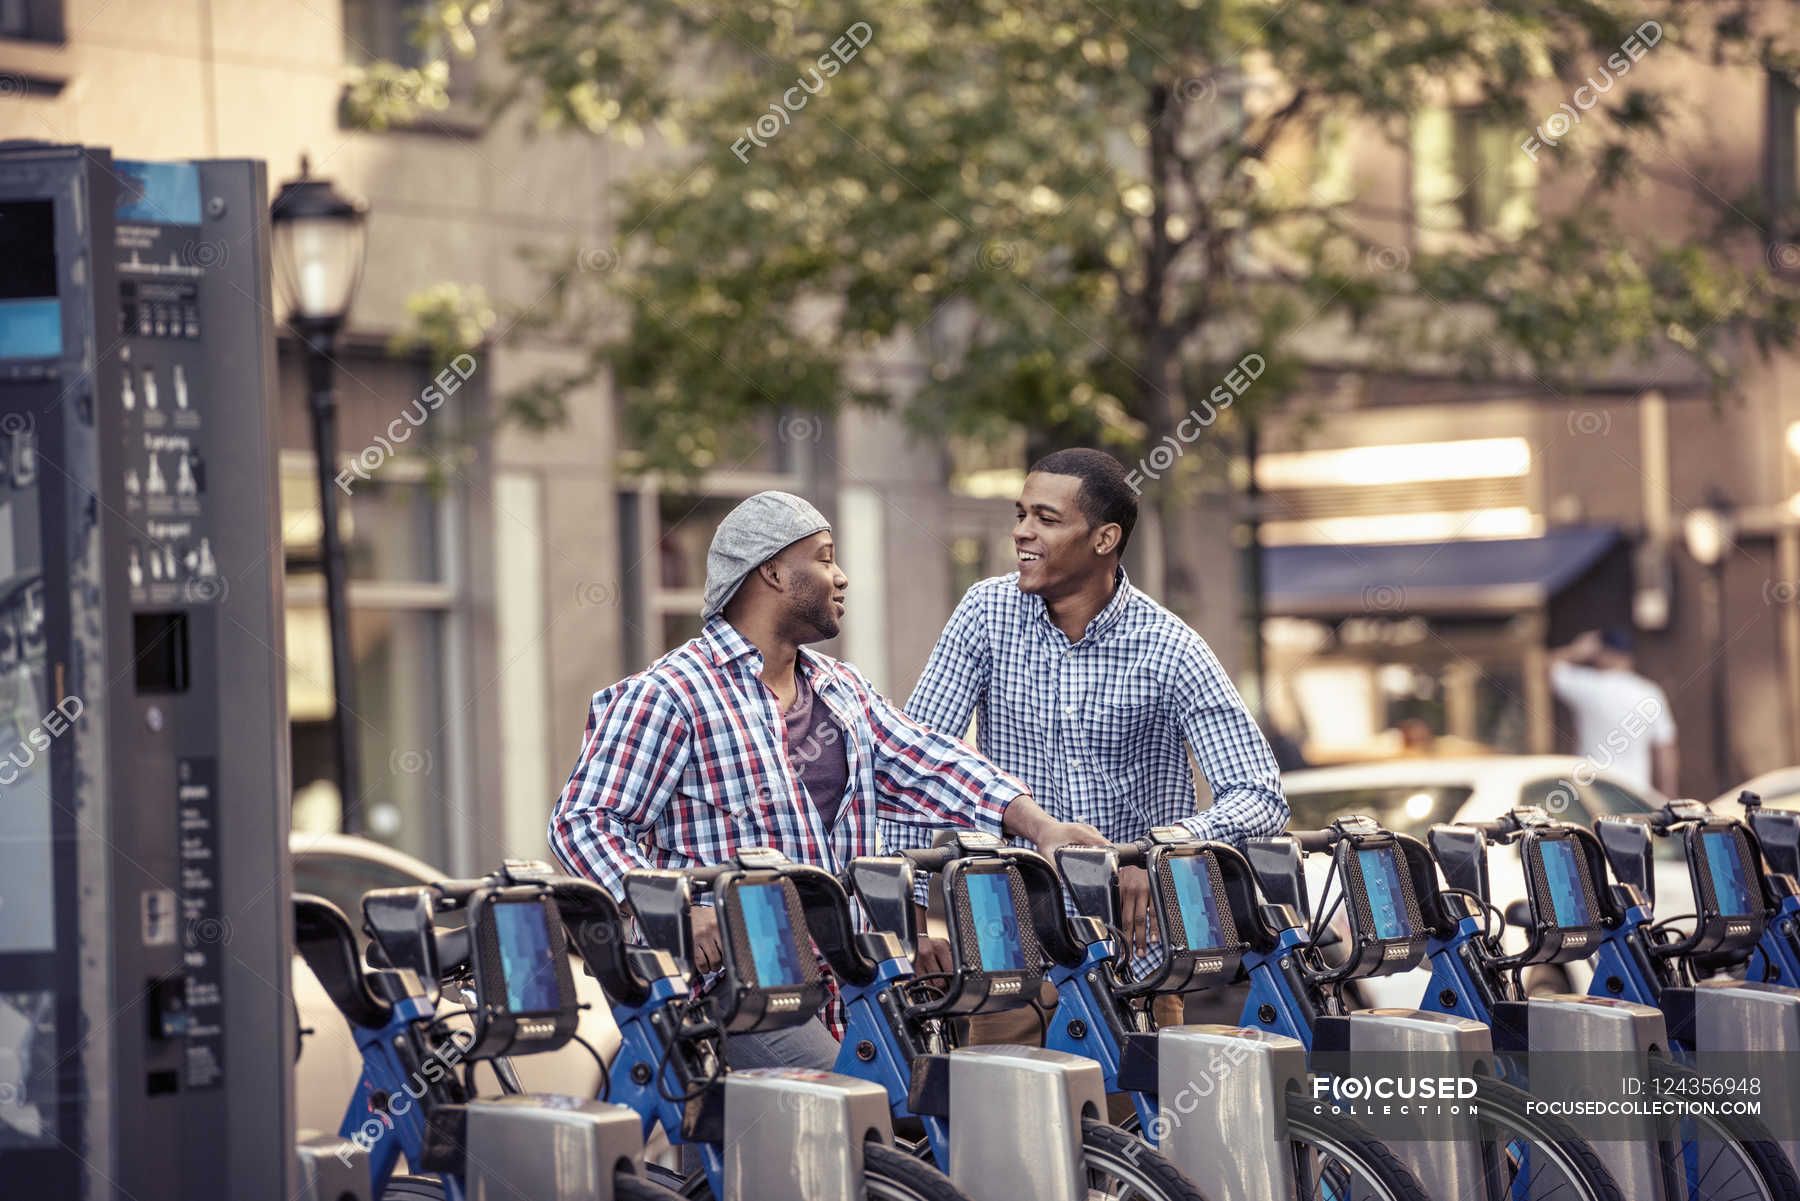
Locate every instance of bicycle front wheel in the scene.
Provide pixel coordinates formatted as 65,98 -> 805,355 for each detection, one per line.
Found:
646,1142 -> 975,1200
1472,1075 -> 1625,1201
865,1141 -> 978,1200
1653,1059 -> 1800,1201
1284,1091 -> 1433,1201
385,1170 -> 688,1199
1080,1117 -> 1212,1201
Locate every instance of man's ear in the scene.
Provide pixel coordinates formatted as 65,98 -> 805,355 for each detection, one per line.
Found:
757,559 -> 783,590
1093,522 -> 1121,557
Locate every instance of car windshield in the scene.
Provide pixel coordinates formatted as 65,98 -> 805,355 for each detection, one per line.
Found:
1519,776 -> 1682,860
1285,785 -> 1475,841
292,851 -> 457,950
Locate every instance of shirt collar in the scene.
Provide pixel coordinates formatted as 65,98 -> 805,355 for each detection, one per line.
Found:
702,615 -> 834,683
702,615 -> 761,668
1026,567 -> 1135,644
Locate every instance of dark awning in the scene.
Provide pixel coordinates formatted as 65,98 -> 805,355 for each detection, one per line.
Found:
1262,526 -> 1622,617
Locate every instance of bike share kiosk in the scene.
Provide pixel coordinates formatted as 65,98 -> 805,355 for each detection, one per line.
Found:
0,144 -> 296,1198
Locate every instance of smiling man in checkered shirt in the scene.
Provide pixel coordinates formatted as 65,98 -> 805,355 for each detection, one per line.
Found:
549,490 -> 1107,1069
892,449 -> 1289,1003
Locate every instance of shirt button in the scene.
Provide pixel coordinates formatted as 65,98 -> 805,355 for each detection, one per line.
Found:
1063,704 -> 1076,716
1070,760 -> 1082,769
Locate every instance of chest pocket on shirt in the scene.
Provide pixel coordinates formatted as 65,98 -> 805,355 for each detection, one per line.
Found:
1086,680 -> 1165,761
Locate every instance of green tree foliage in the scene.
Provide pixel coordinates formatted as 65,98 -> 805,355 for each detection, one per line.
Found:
391,0 -> 1800,623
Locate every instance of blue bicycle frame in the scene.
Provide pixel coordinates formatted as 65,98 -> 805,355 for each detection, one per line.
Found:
1039,937 -> 1160,1134
832,950 -> 956,1162
296,891 -> 480,1201
604,967 -> 731,1196
337,991 -> 464,1200
1746,893 -> 1800,986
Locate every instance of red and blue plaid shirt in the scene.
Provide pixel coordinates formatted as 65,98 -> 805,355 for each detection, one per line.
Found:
549,616 -> 1025,910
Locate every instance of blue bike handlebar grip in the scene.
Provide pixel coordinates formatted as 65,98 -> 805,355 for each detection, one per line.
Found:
1291,829 -> 1334,854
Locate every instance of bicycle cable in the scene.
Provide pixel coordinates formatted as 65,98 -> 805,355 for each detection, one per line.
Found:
568,1030 -> 612,1102
1441,886 -> 1508,947
653,992 -> 725,1105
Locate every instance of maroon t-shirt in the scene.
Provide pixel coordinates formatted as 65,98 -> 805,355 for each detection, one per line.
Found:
783,668 -> 850,829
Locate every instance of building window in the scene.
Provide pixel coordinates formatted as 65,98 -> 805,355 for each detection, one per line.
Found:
1768,70 -> 1800,220
341,0 -> 475,106
0,0 -> 62,43
948,430 -> 1026,499
283,455 -> 461,866
344,0 -> 431,68
1310,112 -> 1356,207
1412,105 -> 1537,248
279,341 -> 475,870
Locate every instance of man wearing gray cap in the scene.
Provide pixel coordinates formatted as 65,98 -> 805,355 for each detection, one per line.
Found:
550,491 -> 1103,1068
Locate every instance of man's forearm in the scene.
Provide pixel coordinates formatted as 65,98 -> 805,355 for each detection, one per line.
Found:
1176,780 -> 1289,847
549,808 -> 658,901
1000,794 -> 1054,843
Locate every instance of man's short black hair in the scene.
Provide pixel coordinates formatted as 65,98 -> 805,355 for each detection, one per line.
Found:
1028,447 -> 1138,556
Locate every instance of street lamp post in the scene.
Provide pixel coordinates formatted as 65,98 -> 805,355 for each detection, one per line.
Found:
270,158 -> 368,833
1684,496 -> 1737,796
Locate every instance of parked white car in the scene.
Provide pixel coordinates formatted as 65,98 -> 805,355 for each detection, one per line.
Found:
1713,768 -> 1800,812
291,833 -> 620,1139
1279,756 -> 1694,1007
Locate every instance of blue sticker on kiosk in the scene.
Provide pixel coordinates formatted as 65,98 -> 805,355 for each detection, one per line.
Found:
117,160 -> 203,226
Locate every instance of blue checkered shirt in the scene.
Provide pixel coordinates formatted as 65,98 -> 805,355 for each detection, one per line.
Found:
887,570 -> 1288,978
549,617 -> 1026,903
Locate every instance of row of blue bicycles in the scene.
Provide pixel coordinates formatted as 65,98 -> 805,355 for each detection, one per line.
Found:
296,791 -> 1800,1201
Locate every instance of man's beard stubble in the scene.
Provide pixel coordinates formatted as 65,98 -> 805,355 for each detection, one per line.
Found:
788,576 -> 840,642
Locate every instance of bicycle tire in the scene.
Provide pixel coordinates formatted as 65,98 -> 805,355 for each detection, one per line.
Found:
1472,1075 -> 1625,1201
865,1140 -> 978,1200
1079,1116 -> 1212,1201
644,1142 -> 975,1200
383,1170 -> 689,1199
1283,1092 -> 1433,1201
1652,1059 -> 1800,1201
614,1171 -> 693,1200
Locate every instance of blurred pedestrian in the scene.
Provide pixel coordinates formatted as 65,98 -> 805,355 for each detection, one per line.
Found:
1548,628 -> 1678,796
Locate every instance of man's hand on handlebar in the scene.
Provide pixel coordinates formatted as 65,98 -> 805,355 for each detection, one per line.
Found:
1001,795 -> 1109,863
1118,865 -> 1160,957
690,905 -> 724,973
912,903 -> 954,976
